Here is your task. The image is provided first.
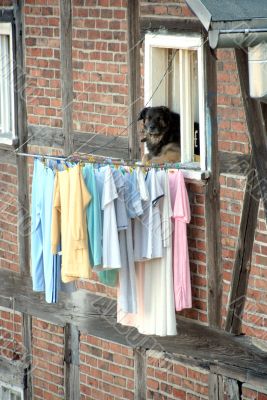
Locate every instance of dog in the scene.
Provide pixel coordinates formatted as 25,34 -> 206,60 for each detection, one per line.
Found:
138,106 -> 199,164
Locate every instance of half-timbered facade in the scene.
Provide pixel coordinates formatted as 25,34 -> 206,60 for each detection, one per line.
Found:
1,1 -> 267,399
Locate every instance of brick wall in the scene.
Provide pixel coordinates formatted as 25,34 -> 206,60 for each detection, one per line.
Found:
80,333 -> 135,400
182,182 -> 207,323
146,351 -> 209,400
140,0 -> 195,18
241,201 -> 267,341
0,306 -> 22,361
220,175 -> 246,326
216,49 -> 250,154
72,0 -> 129,137
24,0 -> 62,128
32,318 -> 65,399
242,384 -> 267,400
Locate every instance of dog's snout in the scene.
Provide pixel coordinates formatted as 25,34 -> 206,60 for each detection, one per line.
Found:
149,124 -> 156,131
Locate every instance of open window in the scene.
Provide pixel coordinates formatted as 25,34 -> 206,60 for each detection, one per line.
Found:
0,22 -> 15,145
144,33 -> 206,178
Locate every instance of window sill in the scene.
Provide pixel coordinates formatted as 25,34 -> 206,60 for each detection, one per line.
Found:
182,169 -> 210,181
0,137 -> 18,149
174,162 -> 210,181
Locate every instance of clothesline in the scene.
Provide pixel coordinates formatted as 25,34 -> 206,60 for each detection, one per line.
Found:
15,151 -> 201,171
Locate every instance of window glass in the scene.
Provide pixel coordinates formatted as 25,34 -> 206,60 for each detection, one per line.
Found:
0,22 -> 15,144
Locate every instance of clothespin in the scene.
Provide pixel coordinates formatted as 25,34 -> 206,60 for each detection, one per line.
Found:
88,155 -> 95,164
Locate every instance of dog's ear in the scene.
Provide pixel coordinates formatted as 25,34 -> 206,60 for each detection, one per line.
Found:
138,107 -> 150,121
159,106 -> 170,113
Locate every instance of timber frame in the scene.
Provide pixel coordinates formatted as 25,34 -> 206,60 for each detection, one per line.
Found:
1,1 -> 267,400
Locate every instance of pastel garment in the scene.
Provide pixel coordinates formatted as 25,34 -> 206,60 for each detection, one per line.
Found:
83,164 -> 102,267
118,170 -> 177,336
93,167 -> 115,285
101,166 -> 122,269
124,169 -> 143,218
134,168 -> 164,260
114,169 -> 137,314
168,170 -> 192,311
31,158 -> 61,303
51,164 -> 92,283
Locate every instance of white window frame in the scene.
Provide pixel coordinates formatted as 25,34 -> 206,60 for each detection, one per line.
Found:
144,33 -> 207,180
0,381 -> 23,400
0,22 -> 15,145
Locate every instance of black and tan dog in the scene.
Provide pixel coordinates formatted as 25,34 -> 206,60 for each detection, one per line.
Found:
138,106 -> 199,164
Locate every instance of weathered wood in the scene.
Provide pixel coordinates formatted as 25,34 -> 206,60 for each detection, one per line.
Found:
0,148 -> 16,165
140,17 -> 203,36
13,0 -> 30,276
225,160 -> 260,334
64,323 -> 80,400
209,373 -> 224,400
224,378 -> 241,400
0,356 -> 24,387
0,9 -> 14,21
134,348 -> 146,400
1,270 -> 267,389
27,125 -> 129,159
235,48 -> 267,221
22,313 -> 32,400
127,0 -> 141,160
204,44 -> 222,328
219,152 -> 250,176
60,0 -> 74,156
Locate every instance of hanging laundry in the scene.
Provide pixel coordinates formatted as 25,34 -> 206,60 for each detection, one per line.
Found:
51,164 -> 92,282
83,164 -> 102,267
113,168 -> 137,314
31,158 -> 61,303
134,168 -> 164,260
169,170 -> 192,311
139,170 -> 177,335
118,169 -> 177,336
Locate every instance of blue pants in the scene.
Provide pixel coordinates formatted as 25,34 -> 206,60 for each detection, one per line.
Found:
31,158 -> 61,303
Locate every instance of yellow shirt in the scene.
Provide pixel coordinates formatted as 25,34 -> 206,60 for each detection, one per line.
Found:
51,164 -> 92,282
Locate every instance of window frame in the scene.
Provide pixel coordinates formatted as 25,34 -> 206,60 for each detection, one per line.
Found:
0,21 -> 16,145
0,381 -> 23,400
144,33 -> 207,180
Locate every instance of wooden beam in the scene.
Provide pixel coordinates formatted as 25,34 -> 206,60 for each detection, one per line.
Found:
64,323 -> 80,400
13,0 -> 30,276
22,313 -> 32,400
60,0 -> 74,156
219,152 -> 250,176
0,147 -> 16,165
1,270 -> 267,389
225,159 -> 260,334
224,378 -> 241,400
127,0 -> 141,160
208,373 -> 224,400
235,48 -> 267,221
204,44 -> 222,328
140,17 -> 202,36
27,125 -> 129,159
0,356 -> 24,387
134,348 -> 146,400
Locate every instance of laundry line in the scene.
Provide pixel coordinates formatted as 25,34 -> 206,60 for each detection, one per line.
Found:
15,151 -> 201,171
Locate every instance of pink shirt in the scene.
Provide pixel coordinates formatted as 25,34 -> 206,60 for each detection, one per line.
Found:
168,170 -> 192,311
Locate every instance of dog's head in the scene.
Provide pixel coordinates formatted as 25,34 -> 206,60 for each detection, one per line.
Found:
138,106 -> 171,144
